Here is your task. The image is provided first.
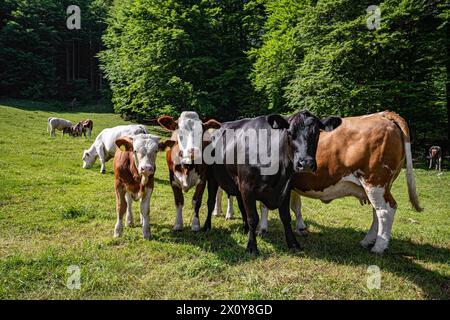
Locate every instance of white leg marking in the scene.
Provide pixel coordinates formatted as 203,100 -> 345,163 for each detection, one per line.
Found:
173,204 -> 183,231
258,202 -> 269,234
360,209 -> 378,248
365,186 -> 396,254
226,196 -> 234,220
125,193 -> 133,227
114,213 -> 123,238
213,188 -> 223,216
191,200 -> 200,232
140,189 -> 152,240
290,192 -> 307,235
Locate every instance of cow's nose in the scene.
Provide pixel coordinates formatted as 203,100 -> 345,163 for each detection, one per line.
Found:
298,160 -> 317,173
140,164 -> 154,175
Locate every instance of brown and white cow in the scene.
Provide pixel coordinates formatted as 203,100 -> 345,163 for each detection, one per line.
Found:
157,112 -> 221,232
113,134 -> 169,239
257,111 -> 422,254
72,119 -> 94,138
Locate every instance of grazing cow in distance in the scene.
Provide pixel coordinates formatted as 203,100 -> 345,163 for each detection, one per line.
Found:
157,112 -> 221,231
72,119 -> 94,138
203,110 -> 342,254
113,134 -> 169,239
258,111 -> 422,254
428,146 -> 442,171
47,117 -> 73,138
82,124 -> 148,173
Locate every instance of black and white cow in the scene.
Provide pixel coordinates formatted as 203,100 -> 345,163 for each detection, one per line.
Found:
202,110 -> 341,254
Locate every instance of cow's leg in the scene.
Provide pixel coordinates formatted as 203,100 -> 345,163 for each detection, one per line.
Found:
125,192 -> 133,227
290,192 -> 307,235
360,208 -> 379,248
172,185 -> 184,231
213,187 -> 223,216
97,147 -> 106,174
258,202 -> 269,235
140,188 -> 152,240
438,157 -> 442,171
226,195 -> 234,220
203,175 -> 219,232
114,186 -> 126,238
191,181 -> 206,232
278,194 -> 301,251
240,190 -> 259,254
429,158 -> 433,169
235,194 -> 249,234
365,186 -> 396,254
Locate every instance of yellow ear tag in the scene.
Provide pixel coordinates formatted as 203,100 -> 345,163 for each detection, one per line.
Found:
120,145 -> 126,151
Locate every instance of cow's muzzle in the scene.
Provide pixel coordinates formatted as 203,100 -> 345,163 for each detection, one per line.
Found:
295,159 -> 317,173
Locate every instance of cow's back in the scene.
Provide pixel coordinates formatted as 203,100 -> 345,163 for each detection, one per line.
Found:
293,113 -> 405,192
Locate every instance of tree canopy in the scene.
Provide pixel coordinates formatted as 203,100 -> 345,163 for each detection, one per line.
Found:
0,0 -> 448,141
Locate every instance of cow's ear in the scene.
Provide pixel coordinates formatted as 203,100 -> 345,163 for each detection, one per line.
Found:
158,139 -> 176,151
116,136 -> 134,151
202,119 -> 221,130
157,115 -> 178,131
267,114 -> 289,129
320,116 -> 342,132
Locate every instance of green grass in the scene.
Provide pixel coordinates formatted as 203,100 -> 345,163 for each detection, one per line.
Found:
0,99 -> 449,300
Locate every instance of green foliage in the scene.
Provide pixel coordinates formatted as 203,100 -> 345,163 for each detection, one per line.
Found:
99,0 -> 266,120
0,0 -> 108,100
250,0 -> 448,140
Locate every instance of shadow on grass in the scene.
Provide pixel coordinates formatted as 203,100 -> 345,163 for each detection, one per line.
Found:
259,218 -> 450,299
154,220 -> 257,266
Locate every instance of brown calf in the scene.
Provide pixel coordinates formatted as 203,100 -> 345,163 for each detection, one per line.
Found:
113,134 -> 169,239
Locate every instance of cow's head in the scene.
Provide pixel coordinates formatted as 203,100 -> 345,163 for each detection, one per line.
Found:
115,134 -> 169,178
268,110 -> 341,173
82,149 -> 97,168
157,111 -> 221,164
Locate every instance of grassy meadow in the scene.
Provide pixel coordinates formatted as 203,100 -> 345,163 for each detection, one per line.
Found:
0,99 -> 449,299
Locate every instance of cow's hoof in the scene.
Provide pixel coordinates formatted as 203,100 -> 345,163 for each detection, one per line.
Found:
360,239 -> 375,249
125,221 -> 133,227
173,224 -> 183,231
191,224 -> 201,232
202,224 -> 211,232
225,214 -> 233,220
212,210 -> 222,217
257,229 -> 267,236
143,232 -> 152,240
113,231 -> 122,238
295,228 -> 309,236
246,246 -> 259,256
100,170 -> 106,174
370,245 -> 387,255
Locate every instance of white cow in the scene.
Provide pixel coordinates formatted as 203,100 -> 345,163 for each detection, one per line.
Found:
47,117 -> 73,138
82,124 -> 148,173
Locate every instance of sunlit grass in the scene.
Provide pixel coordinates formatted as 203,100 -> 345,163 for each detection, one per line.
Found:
0,99 -> 448,299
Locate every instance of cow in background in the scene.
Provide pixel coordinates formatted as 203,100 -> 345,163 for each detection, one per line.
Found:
157,112 -> 221,232
47,117 -> 73,138
82,124 -> 148,173
428,146 -> 442,171
75,119 -> 94,138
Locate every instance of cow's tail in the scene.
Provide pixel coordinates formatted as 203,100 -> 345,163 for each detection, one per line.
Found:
47,117 -> 52,132
382,111 -> 423,212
